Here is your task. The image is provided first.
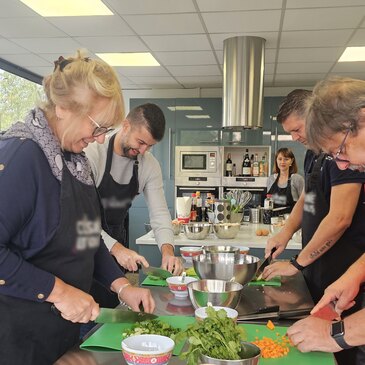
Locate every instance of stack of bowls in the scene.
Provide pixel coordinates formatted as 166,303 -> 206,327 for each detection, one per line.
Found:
203,245 -> 240,255
193,253 -> 259,285
187,279 -> 243,309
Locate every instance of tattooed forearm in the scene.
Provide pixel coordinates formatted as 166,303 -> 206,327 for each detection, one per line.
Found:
309,240 -> 333,259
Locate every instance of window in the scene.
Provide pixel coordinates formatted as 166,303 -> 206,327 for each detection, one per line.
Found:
0,69 -> 44,132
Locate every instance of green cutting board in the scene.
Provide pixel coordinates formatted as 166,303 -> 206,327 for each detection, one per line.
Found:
240,323 -> 335,364
80,315 -> 195,355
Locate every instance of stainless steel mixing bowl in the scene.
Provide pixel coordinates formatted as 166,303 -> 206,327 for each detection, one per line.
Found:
203,245 -> 240,255
193,253 -> 259,285
183,222 -> 211,240
200,342 -> 261,365
213,223 -> 241,239
187,279 -> 243,309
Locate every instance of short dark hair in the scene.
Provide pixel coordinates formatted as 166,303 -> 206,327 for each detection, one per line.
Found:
277,89 -> 312,124
127,103 -> 166,141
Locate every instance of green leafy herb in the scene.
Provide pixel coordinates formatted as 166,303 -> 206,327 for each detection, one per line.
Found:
176,307 -> 246,365
122,319 -> 180,340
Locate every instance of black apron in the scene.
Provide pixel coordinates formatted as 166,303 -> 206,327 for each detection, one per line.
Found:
0,159 -> 101,365
268,174 -> 295,214
90,134 -> 139,308
302,153 -> 365,365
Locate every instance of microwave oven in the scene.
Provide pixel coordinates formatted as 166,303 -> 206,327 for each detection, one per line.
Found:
175,146 -> 222,177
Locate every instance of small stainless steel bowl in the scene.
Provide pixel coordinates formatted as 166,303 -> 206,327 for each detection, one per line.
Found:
183,222 -> 211,240
200,341 -> 261,365
213,223 -> 241,239
193,253 -> 259,285
187,279 -> 243,309
203,245 -> 240,255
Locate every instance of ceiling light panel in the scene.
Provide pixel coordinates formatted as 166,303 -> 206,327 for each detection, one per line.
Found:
96,53 -> 160,66
20,0 -> 113,16
339,47 -> 365,62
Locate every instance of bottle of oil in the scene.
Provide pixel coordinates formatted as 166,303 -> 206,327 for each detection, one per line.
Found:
242,149 -> 251,176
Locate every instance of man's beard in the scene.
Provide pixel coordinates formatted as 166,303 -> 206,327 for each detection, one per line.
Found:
122,145 -> 138,160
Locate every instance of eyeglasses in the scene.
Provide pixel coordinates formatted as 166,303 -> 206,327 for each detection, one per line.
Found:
88,115 -> 114,137
333,128 -> 351,164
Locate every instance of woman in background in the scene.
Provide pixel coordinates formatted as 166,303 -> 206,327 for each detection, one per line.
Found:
267,147 -> 304,213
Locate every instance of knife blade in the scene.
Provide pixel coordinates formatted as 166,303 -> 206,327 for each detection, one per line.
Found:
51,304 -> 158,323
252,247 -> 277,281
142,266 -> 173,279
237,306 -> 312,321
94,308 -> 158,323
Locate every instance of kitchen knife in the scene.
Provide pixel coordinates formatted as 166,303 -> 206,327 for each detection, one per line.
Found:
237,306 -> 312,321
142,266 -> 173,279
252,247 -> 277,281
51,305 -> 158,323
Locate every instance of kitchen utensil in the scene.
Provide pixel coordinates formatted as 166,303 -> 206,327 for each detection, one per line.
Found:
95,308 -> 158,323
193,253 -> 259,285
236,305 -> 312,321
213,222 -> 240,239
187,279 -> 243,309
252,247 -> 277,281
51,305 -> 158,323
213,199 -> 232,223
183,222 -> 211,240
249,208 -> 261,223
142,266 -> 173,279
200,341 -> 260,365
203,245 -> 240,255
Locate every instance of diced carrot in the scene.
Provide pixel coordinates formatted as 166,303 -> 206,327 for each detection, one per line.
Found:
266,319 -> 275,330
251,335 -> 292,359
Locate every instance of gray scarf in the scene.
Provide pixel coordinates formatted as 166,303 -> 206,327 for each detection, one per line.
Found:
2,108 -> 93,185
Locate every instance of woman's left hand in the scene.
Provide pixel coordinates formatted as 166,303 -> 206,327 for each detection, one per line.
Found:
119,286 -> 155,313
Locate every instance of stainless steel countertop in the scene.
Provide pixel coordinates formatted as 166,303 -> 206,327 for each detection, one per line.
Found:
55,272 -> 313,365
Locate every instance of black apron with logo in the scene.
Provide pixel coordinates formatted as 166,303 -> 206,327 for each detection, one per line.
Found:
0,159 -> 101,365
90,134 -> 139,308
302,153 -> 365,365
268,174 -> 295,214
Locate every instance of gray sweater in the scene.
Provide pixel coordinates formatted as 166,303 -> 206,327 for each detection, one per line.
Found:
85,133 -> 174,250
266,173 -> 304,202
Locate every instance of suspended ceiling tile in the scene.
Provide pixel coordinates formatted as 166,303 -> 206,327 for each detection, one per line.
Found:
129,76 -> 180,85
0,18 -> 66,38
332,61 -> 365,73
124,13 -> 204,35
0,38 -> 28,54
202,10 -> 281,33
287,0 -> 365,8
274,73 -> 326,86
105,0 -> 196,14
277,62 -> 333,74
197,0 -> 282,11
74,36 -> 148,53
47,16 -> 134,37
265,63 -> 275,74
155,51 -> 217,66
11,37 -> 83,54
166,65 -> 221,77
283,7 -> 365,31
210,32 -> 279,50
278,47 -> 343,62
280,30 -> 353,48
115,66 -> 170,77
348,29 -> 365,46
176,75 -> 222,84
329,72 -> 365,79
141,34 -> 211,52
2,53 -> 50,68
0,0 -> 38,17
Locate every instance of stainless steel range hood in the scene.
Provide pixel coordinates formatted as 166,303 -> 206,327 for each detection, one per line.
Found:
222,36 -> 266,129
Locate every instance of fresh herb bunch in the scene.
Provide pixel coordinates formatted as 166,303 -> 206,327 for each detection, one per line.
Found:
122,319 -> 180,340
176,307 -> 246,365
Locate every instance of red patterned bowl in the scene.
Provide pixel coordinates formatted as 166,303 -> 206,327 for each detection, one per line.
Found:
180,246 -> 203,263
122,334 -> 174,365
166,276 -> 198,298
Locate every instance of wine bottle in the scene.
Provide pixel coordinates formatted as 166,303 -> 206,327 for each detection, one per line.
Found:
225,153 -> 233,177
242,149 -> 251,176
252,153 -> 259,177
